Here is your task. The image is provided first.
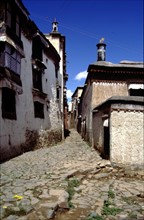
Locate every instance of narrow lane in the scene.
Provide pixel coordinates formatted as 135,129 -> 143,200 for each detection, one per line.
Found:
0,129 -> 144,220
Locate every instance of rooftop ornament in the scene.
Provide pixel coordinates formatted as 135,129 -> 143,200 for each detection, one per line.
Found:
99,37 -> 104,43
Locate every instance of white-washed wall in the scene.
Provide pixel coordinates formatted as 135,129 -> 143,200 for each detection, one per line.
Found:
46,35 -> 64,138
0,34 -> 33,159
110,108 -> 144,167
81,82 -> 128,144
0,33 -> 62,162
42,53 -> 62,130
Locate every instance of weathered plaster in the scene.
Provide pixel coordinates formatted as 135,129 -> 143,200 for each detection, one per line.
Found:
110,109 -> 144,166
0,33 -> 62,162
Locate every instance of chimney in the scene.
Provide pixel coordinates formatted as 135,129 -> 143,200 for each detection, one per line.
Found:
96,38 -> 106,61
52,18 -> 58,32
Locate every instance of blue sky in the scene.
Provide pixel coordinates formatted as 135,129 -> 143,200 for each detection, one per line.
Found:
22,0 -> 143,102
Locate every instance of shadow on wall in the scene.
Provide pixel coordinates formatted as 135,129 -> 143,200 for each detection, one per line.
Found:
0,129 -> 39,164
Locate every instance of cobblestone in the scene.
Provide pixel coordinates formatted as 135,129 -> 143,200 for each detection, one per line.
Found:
0,129 -> 144,220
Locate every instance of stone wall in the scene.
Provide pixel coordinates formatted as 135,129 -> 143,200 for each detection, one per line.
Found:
110,106 -> 144,167
89,82 -> 128,145
81,85 -> 92,141
92,111 -> 104,153
92,97 -> 144,168
35,128 -> 62,149
0,128 -> 62,163
92,82 -> 128,109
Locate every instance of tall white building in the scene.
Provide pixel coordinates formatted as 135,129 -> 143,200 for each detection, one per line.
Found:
45,19 -> 69,138
0,0 -> 67,162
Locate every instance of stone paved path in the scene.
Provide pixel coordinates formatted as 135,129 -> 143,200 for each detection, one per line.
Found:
0,129 -> 144,220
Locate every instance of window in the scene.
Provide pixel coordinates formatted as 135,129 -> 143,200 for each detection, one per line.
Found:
128,84 -> 144,97
32,36 -> 42,61
32,36 -> 44,91
33,67 -> 43,91
5,44 -> 21,74
55,66 -> 58,78
6,3 -> 20,38
2,88 -> 16,120
34,101 -> 44,118
56,88 -> 59,99
129,89 -> 144,96
16,15 -> 20,37
6,3 -> 11,28
0,42 -> 5,65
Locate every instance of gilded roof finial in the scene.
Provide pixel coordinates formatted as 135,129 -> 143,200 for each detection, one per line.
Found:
99,38 -> 104,43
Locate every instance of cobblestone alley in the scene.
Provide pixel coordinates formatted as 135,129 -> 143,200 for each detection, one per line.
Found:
0,129 -> 144,220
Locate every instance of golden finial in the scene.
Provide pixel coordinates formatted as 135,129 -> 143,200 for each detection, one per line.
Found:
100,38 -> 104,43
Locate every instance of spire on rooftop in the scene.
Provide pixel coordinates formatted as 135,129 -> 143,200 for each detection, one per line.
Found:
52,18 -> 58,32
96,38 -> 106,61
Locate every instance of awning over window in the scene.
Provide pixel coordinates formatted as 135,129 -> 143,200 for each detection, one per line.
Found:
33,32 -> 49,47
0,36 -> 25,57
0,78 -> 23,94
32,59 -> 47,70
32,88 -> 47,104
128,84 -> 144,90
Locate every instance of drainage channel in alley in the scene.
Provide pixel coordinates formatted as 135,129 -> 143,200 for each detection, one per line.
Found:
53,165 -> 144,220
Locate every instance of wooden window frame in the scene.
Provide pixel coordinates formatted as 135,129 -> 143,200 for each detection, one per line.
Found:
34,101 -> 44,119
2,87 -> 17,120
4,44 -> 21,75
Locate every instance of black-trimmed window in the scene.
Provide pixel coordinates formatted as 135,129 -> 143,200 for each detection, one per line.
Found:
129,89 -> 144,97
2,88 -> 16,120
6,3 -> 20,38
6,3 -> 12,28
33,67 -> 43,91
34,101 -> 44,118
56,87 -> 59,100
55,66 -> 58,79
5,44 -> 21,75
32,36 -> 42,61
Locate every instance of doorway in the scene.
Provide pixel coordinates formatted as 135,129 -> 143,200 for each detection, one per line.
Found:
103,119 -> 110,159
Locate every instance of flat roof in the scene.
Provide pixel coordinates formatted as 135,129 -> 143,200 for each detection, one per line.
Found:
91,60 -> 144,68
93,96 -> 144,111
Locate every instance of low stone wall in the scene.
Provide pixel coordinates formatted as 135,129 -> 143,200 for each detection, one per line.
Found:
35,128 -> 62,149
0,128 -> 62,163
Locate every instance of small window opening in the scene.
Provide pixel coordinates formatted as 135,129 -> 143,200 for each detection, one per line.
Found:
2,88 -> 16,120
55,67 -> 58,78
34,101 -> 44,118
32,36 -> 42,61
129,89 -> 144,97
33,68 -> 43,91
56,88 -> 59,99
